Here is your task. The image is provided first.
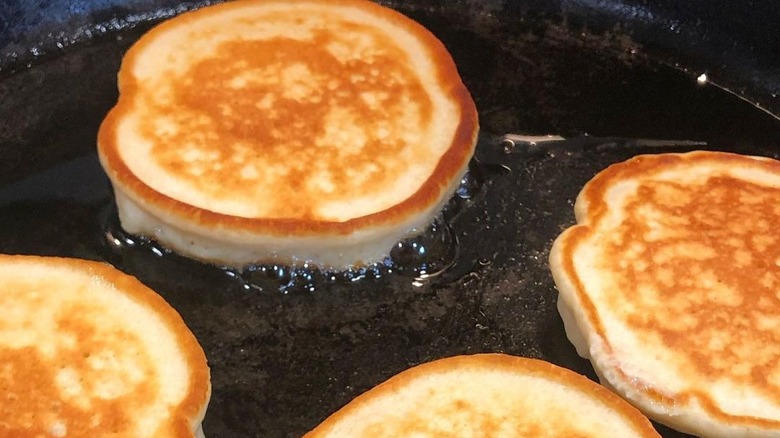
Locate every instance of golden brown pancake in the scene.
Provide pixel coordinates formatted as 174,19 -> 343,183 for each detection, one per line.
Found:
305,353 -> 660,437
0,255 -> 210,437
97,0 -> 478,269
549,151 -> 780,437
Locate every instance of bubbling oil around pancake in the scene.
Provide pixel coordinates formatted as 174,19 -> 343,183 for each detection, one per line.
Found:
101,165 -> 485,294
103,206 -> 458,294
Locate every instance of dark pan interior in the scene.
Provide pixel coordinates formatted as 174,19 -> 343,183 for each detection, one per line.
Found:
1,1 -> 779,437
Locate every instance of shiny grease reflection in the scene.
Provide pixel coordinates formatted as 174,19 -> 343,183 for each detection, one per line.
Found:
101,162 -> 495,294
224,215 -> 458,293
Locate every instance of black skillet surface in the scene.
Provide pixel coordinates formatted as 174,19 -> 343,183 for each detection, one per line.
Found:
2,1 -> 780,437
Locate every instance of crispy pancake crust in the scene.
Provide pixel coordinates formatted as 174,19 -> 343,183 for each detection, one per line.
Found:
305,353 -> 660,437
550,151 -> 780,437
97,0 -> 478,268
0,255 -> 210,437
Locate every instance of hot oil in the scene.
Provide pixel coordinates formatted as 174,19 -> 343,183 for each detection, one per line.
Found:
3,8 -> 780,437
98,159 -> 494,294
227,213 -> 458,294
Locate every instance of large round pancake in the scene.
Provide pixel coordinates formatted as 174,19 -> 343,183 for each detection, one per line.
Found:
549,151 -> 780,437
0,254 -> 210,437
97,0 -> 478,269
305,353 -> 660,437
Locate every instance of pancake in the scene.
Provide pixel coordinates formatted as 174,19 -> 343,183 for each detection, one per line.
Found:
305,353 -> 660,437
549,151 -> 780,436
0,254 -> 210,437
97,0 -> 479,269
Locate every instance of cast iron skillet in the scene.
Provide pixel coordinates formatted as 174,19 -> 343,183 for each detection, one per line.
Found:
1,1 -> 779,437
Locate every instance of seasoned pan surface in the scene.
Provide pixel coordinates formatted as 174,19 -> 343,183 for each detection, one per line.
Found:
1,3 -> 780,437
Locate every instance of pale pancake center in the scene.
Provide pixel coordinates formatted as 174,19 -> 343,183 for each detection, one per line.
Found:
326,369 -> 645,436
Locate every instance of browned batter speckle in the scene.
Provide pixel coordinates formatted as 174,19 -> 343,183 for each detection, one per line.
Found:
140,22 -> 432,220
0,300 -> 158,436
603,176 -> 780,396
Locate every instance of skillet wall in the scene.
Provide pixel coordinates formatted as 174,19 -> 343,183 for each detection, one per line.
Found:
2,0 -> 779,112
